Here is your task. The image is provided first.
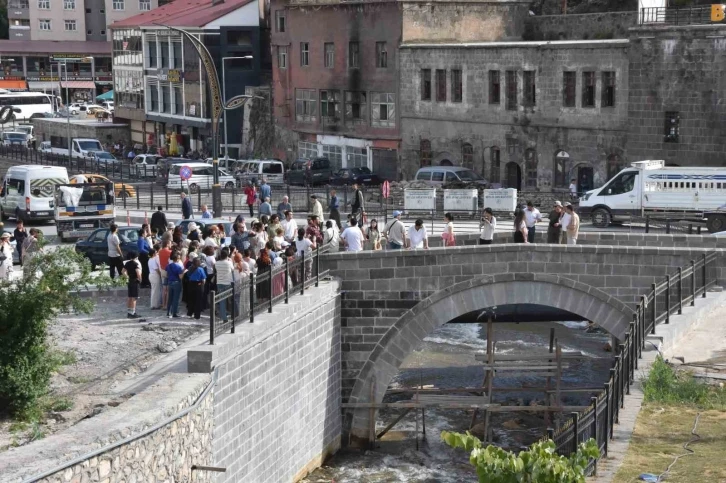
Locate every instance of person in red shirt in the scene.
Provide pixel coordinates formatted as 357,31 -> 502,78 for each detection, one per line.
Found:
244,181 -> 257,218
158,240 -> 172,309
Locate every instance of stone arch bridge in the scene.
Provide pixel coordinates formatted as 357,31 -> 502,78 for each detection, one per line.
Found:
321,236 -> 726,444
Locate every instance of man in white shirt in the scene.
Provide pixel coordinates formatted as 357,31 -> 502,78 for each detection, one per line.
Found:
340,221 -> 365,252
569,178 -> 578,200
523,201 -> 542,243
282,210 -> 298,242
215,248 -> 235,322
407,219 -> 429,249
479,207 -> 496,245
310,194 -> 324,222
559,204 -> 572,244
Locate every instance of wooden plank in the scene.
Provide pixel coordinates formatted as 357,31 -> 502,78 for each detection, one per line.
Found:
387,386 -> 604,394
475,352 -> 586,362
342,402 -> 500,409
489,405 -> 591,412
376,408 -> 412,439
479,365 -> 568,371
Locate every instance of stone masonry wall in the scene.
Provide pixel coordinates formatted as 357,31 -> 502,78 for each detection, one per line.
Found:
524,12 -> 638,41
322,244 -> 726,402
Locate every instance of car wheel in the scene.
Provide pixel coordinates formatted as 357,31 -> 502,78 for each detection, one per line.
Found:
14,208 -> 23,222
189,183 -> 199,194
707,215 -> 726,233
591,208 -> 611,228
225,181 -> 235,189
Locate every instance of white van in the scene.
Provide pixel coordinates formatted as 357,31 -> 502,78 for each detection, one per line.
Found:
0,165 -> 69,221
166,162 -> 236,193
235,159 -> 285,185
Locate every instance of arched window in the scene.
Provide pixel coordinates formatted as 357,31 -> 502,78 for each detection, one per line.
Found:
607,154 -> 623,180
554,150 -> 569,188
462,143 -> 473,169
524,148 -> 537,189
490,147 -> 501,184
420,139 -> 431,167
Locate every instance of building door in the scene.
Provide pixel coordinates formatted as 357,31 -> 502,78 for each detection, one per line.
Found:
577,165 -> 594,193
372,148 -> 398,181
505,162 -> 521,190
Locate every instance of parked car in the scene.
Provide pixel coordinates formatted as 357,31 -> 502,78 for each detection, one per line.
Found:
156,157 -> 189,186
131,154 -> 162,178
413,166 -> 488,187
329,167 -> 382,186
100,101 -> 114,112
68,103 -> 83,115
286,157 -> 334,186
166,162 -> 236,193
235,159 -> 286,186
1,131 -> 29,147
69,173 -> 136,199
88,151 -> 122,173
75,227 -> 139,269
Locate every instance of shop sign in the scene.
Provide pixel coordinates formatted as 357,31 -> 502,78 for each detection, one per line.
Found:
404,189 -> 436,212
94,76 -> 113,82
0,76 -> 25,81
159,69 -> 184,82
27,76 -> 93,81
49,54 -> 92,62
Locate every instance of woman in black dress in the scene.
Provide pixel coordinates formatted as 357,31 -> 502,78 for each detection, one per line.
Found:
256,247 -> 272,301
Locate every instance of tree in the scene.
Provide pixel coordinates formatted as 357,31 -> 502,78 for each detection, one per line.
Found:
0,0 -> 7,39
0,244 -> 118,418
441,431 -> 600,483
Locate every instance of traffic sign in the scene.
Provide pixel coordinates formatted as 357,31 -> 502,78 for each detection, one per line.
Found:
382,180 -> 390,199
180,165 -> 192,181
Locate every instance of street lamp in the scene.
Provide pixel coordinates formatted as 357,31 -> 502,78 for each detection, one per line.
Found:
55,61 -> 71,159
222,55 -> 253,163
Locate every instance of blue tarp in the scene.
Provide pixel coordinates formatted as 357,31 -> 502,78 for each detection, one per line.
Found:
96,90 -> 113,101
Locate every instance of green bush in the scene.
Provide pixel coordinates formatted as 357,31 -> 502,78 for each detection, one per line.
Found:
643,356 -> 726,409
0,245 -> 116,419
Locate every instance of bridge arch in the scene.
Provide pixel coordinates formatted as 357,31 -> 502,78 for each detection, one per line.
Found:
345,272 -> 633,444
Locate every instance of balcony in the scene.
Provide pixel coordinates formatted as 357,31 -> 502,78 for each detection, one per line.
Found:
639,5 -> 726,26
7,1 -> 29,19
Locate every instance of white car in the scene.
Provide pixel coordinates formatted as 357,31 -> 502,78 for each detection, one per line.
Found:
100,101 -> 114,112
68,103 -> 83,115
130,154 -> 161,178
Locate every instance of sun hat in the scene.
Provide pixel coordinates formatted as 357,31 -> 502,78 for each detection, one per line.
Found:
393,210 -> 402,217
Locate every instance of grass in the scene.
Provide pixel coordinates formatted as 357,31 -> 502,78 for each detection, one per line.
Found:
613,357 -> 726,482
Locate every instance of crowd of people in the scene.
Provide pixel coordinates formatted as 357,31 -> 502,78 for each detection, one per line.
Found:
509,200 -> 580,245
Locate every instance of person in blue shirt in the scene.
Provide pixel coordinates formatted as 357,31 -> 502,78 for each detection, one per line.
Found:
200,204 -> 213,219
259,178 -> 271,202
186,256 -> 207,320
165,251 -> 185,318
329,189 -> 341,229
137,224 -> 152,288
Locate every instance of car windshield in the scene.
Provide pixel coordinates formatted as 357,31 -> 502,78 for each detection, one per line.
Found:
5,133 -> 25,140
352,167 -> 372,175
455,170 -> 483,181
144,157 -> 158,165
78,141 -> 102,151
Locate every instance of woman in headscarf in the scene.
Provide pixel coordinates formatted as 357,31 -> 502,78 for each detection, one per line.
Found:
256,247 -> 272,301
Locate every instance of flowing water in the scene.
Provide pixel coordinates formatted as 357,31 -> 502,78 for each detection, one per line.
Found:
302,321 -> 613,483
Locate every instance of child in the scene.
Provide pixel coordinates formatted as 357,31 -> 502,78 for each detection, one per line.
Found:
272,227 -> 288,252
123,251 -> 142,319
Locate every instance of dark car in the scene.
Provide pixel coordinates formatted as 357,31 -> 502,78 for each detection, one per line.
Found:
286,157 -> 334,186
75,227 -> 139,269
329,167 -> 382,186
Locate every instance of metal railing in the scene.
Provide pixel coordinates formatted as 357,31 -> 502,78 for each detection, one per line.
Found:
546,251 -> 719,474
639,6 -> 721,25
208,245 -> 329,344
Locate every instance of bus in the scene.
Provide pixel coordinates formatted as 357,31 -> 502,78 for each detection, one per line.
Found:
0,89 -> 59,121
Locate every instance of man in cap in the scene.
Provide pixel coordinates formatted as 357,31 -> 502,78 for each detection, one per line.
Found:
310,194 -> 324,222
547,201 -> 563,244
383,211 -> 406,250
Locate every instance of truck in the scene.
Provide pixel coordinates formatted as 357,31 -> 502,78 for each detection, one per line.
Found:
578,160 -> 726,232
39,137 -> 103,161
54,176 -> 116,242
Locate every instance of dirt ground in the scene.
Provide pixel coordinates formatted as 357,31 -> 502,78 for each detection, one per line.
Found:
0,295 -> 206,451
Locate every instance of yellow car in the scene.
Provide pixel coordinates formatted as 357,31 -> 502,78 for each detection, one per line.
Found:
70,174 -> 136,199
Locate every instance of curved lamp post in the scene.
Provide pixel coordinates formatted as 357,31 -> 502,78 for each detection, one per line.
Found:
158,24 -> 260,217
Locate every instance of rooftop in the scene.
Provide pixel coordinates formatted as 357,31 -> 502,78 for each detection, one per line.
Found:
0,40 -> 111,55
111,0 -> 255,28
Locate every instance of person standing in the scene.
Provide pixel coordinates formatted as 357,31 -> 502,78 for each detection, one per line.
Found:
559,204 -> 572,245
244,181 -> 257,218
181,192 -> 193,220
442,213 -> 456,247
479,208 -> 496,245
523,201 -> 542,243
231,222 -> 250,253
22,228 -> 41,279
329,189 -> 341,229
565,203 -> 580,245
569,178 -> 578,200
305,216 -> 323,245
123,252 -> 142,319
215,248 -> 234,323
0,232 -> 13,281
259,178 -> 271,203
148,248 -> 163,309
165,252 -> 185,318
259,197 -> 273,217
277,196 -> 292,219
340,219 -> 365,252
350,183 -> 365,226
186,257 -> 207,319
256,247 -> 273,298
13,220 -> 27,266
310,194 -> 324,222
364,219 -> 381,251
408,219 -> 429,249
323,220 -> 340,252
547,201 -> 563,244
513,209 -> 529,244
137,224 -> 152,288
282,211 -> 298,243
266,214 -> 283,241
158,240 -> 172,307
150,206 -> 168,236
200,204 -> 212,219
107,223 -> 125,279
382,210 -> 406,250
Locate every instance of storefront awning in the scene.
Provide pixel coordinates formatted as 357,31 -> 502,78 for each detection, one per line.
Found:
61,81 -> 95,89
0,80 -> 27,90
28,81 -> 59,91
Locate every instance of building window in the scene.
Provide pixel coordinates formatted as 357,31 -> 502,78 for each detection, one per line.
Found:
436,69 -> 446,103
295,89 -> 317,122
64,19 -> 76,31
506,137 -> 517,155
277,46 -> 287,69
525,148 -> 537,189
64,0 -> 74,9
112,0 -> 123,9
505,70 -> 517,111
489,70 -> 500,105
563,71 -> 576,107
490,147 -> 501,183
344,91 -> 366,125
348,42 -> 359,69
298,141 -> 317,160
451,69 -> 463,103
149,81 -> 159,111
172,41 -> 182,68
462,143 -> 473,169
320,90 -> 341,120
348,147 -> 367,168
376,42 -> 387,68
322,145 -> 343,171
602,71 -> 615,108
38,0 -> 49,8
39,19 -> 51,30
100,29 -> 105,35
275,10 -> 286,32
160,39 -> 169,68
324,42 -> 334,69
370,92 -> 395,127
582,71 -> 595,108
607,154 -> 623,180
146,39 -> 157,68
554,150 -> 569,188
160,84 -> 171,113
420,139 -> 431,167
300,42 -> 309,67
139,0 -> 150,10
173,85 -> 183,115
664,111 -> 679,143
88,30 -> 92,35
523,70 -> 536,107
421,69 -> 431,101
